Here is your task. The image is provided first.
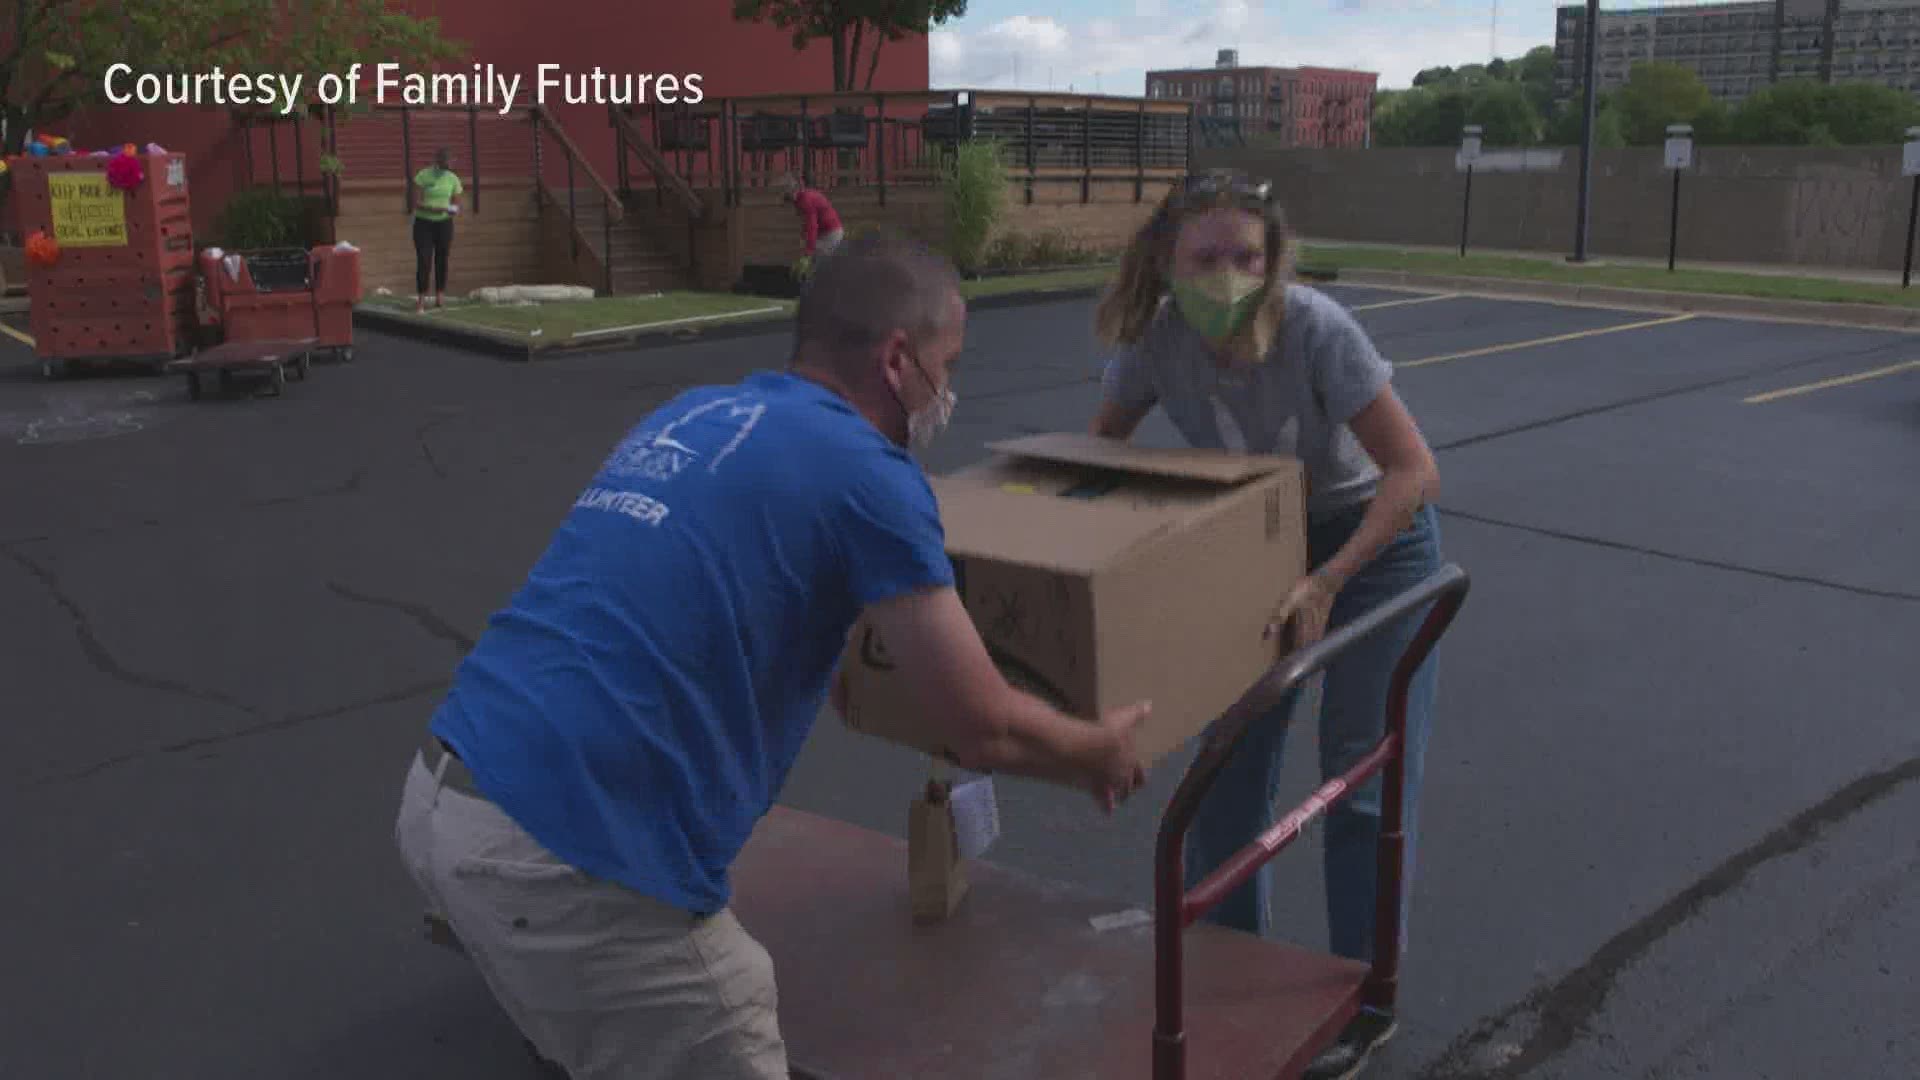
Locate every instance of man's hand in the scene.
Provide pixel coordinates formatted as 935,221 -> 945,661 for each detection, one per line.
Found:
1268,570 -> 1341,651
793,255 -> 814,281
1088,700 -> 1151,813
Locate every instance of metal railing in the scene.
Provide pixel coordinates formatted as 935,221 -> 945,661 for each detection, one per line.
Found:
1150,563 -> 1471,1080
608,89 -> 1194,208
529,104 -> 622,294
331,102 -> 623,291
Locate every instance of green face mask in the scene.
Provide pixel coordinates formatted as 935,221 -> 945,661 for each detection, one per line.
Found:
1171,271 -> 1265,342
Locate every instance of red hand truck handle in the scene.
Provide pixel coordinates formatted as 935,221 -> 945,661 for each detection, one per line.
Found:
1150,562 -> 1471,1080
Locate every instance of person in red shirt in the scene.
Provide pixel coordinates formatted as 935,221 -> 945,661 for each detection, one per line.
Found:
780,175 -> 844,273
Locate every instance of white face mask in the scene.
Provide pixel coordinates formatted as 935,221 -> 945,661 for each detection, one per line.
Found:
898,353 -> 957,450
908,384 -> 957,450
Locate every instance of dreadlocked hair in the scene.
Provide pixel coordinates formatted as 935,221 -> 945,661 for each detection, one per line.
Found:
1092,175 -> 1297,361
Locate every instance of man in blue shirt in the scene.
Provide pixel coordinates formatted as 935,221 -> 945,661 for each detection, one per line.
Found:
394,233 -> 1153,1080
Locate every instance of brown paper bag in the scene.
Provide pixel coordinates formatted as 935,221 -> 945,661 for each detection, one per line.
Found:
908,779 -> 968,923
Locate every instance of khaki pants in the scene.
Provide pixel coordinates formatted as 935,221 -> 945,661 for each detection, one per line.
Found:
395,754 -> 789,1079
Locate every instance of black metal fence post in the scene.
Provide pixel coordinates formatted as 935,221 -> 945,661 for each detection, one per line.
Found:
1459,165 -> 1473,257
1457,125 -> 1480,258
875,94 -> 887,206
1905,175 -> 1919,289
469,105 -> 481,214
1904,128 -> 1920,288
1667,166 -> 1682,272
401,107 -> 413,214
1664,124 -> 1692,272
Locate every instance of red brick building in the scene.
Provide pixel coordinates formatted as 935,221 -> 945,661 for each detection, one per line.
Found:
1147,50 -> 1376,148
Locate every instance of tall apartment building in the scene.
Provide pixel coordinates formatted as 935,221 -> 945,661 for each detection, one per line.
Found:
1147,49 -> 1377,148
1555,0 -> 1920,107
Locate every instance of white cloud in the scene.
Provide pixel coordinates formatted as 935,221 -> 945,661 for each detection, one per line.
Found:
931,0 -> 1550,94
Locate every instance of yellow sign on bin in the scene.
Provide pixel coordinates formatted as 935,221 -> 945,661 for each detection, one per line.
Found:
48,173 -> 127,247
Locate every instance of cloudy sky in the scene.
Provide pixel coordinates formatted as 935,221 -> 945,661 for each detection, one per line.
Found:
929,0 -> 1560,94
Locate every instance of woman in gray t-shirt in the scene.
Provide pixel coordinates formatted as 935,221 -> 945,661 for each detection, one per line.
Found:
1090,169 -> 1445,1078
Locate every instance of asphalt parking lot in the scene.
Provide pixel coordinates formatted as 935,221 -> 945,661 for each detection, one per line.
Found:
2,283 -> 1915,1080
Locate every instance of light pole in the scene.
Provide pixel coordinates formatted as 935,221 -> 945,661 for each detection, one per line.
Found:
1664,123 -> 1694,272
1458,125 -> 1483,257
1572,0 -> 1599,263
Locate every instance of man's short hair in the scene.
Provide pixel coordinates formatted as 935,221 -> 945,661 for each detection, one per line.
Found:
793,230 -> 962,359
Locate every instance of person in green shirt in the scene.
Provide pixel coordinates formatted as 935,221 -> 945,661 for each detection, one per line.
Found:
413,148 -> 464,313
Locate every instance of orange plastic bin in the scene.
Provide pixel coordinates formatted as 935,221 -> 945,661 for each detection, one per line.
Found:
200,244 -> 361,362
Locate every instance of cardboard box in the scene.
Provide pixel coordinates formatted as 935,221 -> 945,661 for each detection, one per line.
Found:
837,432 -> 1308,771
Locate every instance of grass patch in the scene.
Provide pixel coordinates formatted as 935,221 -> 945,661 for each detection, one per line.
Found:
1302,245 -> 1920,309
366,291 -> 794,338
363,247 -> 1920,349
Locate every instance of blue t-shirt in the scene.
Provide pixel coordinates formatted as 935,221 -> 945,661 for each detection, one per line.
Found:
429,370 -> 954,914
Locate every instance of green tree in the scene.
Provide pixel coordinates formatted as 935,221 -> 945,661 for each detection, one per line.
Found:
733,0 -> 969,91
1546,95 -> 1627,148
1614,62 -> 1724,145
0,0 -> 460,155
1729,79 -> 1920,145
1371,87 -> 1470,147
1515,45 -> 1557,119
1466,82 -> 1540,145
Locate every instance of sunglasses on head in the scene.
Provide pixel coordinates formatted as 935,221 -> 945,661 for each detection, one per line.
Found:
1169,172 -> 1273,209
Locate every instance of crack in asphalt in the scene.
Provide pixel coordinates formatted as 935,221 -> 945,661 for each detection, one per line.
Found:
4,547 -> 261,716
325,581 -> 477,651
415,409 -> 464,479
33,678 -> 452,788
1637,848 -> 1920,1080
1414,752 -> 1920,1079
3,466 -> 374,551
247,464 -> 371,510
1435,506 -> 1920,603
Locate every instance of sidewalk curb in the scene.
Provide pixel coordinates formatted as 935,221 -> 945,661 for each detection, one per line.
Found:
1338,270 -> 1920,331
354,280 -> 1132,360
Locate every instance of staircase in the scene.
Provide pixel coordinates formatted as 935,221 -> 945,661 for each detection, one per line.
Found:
326,103 -> 697,296
545,188 -> 690,294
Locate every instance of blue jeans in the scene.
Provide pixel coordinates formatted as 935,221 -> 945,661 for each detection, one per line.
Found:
1182,502 -> 1444,967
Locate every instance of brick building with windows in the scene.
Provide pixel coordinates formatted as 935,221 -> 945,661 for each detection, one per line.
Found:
1555,0 -> 1920,107
1147,49 -> 1377,148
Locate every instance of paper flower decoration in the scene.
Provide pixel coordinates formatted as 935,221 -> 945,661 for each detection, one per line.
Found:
0,160 -> 9,175
145,143 -> 167,154
27,142 -> 48,157
106,152 -> 144,191
25,231 -> 60,268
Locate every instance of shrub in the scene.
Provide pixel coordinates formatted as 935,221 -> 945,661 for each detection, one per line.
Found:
1024,227 -> 1095,266
215,187 -> 327,249
940,139 -> 1008,273
982,232 -> 1027,269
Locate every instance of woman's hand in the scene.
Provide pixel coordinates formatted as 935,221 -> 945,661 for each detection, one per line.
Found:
1267,570 -> 1342,650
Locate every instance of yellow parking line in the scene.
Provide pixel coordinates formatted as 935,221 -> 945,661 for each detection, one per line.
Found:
0,322 -> 33,348
1353,292 -> 1460,312
1399,313 -> 1695,369
1743,358 -> 1920,404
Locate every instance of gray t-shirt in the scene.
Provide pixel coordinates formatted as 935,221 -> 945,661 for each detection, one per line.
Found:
1100,284 -> 1394,520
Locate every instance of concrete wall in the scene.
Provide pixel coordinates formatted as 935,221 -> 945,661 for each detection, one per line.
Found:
1196,145 -> 1919,273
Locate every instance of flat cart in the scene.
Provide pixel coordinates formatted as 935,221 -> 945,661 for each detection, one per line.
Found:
426,564 -> 1469,1080
164,338 -> 317,399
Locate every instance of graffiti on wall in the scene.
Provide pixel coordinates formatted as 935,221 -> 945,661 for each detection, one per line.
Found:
1785,176 -> 1894,267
